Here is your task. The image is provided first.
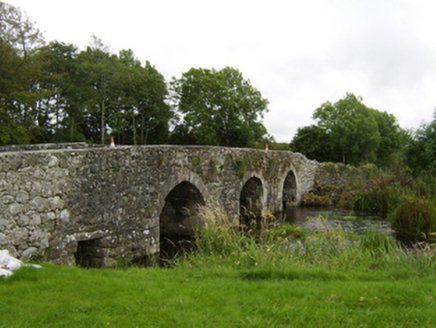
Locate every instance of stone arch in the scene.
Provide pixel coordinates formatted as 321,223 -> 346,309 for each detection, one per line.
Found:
158,171 -> 209,216
159,181 -> 206,236
239,176 -> 264,227
159,175 -> 207,261
282,169 -> 298,209
71,231 -> 109,268
239,172 -> 267,212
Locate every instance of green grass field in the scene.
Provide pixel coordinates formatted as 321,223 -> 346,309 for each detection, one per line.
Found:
2,213 -> 436,327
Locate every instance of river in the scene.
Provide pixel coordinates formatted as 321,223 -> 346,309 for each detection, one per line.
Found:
283,206 -> 392,235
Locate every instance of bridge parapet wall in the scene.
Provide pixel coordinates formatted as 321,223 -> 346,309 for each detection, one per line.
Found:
0,145 -> 320,266
0,142 -> 103,153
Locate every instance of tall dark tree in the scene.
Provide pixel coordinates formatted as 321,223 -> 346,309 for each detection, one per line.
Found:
35,41 -> 84,142
76,37 -> 123,144
109,50 -> 171,145
0,1 -> 45,144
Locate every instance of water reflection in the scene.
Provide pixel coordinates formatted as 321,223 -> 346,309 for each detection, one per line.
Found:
283,206 -> 392,235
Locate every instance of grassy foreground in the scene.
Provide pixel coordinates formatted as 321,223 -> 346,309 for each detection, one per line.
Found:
2,211 -> 436,327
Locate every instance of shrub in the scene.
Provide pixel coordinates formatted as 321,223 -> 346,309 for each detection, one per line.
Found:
389,194 -> 436,238
353,175 -> 402,217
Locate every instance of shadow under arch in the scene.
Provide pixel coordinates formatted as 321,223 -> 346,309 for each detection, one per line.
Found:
282,169 -> 298,210
239,176 -> 264,228
159,180 -> 205,263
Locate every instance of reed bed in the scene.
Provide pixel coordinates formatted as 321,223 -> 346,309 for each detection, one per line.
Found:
178,205 -> 436,275
354,169 -> 436,240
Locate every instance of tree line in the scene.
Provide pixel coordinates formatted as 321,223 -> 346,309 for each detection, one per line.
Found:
0,2 -> 270,148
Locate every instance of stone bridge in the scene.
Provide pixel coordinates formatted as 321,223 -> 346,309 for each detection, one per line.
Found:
0,144 -> 360,267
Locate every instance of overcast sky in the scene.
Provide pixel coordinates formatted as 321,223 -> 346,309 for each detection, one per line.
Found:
6,0 -> 436,142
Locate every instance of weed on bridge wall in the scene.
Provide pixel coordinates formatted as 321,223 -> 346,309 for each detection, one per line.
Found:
225,151 -> 287,180
226,153 -> 250,179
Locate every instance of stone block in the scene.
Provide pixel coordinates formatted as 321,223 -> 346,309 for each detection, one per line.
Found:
2,195 -> 14,204
59,209 -> 70,223
16,191 -> 29,203
33,167 -> 46,179
41,181 -> 54,197
21,247 -> 38,260
29,197 -> 48,213
103,257 -> 117,268
0,232 -> 8,244
8,203 -> 23,216
49,196 -> 65,210
31,213 -> 41,225
29,230 -> 49,248
30,181 -> 42,197
47,155 -> 60,167
10,229 -> 28,246
16,214 -> 30,227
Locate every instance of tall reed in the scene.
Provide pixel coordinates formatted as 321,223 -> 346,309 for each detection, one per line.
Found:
180,204 -> 435,273
389,193 -> 436,238
353,174 -> 402,217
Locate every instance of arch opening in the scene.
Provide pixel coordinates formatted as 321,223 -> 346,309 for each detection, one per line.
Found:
239,177 -> 264,228
74,238 -> 105,268
282,170 -> 297,209
159,181 -> 205,262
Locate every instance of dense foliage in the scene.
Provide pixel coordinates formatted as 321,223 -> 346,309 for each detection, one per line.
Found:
169,67 -> 269,147
0,2 -> 45,144
403,120 -> 436,174
290,93 -> 403,167
0,2 -> 172,145
0,2 -> 270,147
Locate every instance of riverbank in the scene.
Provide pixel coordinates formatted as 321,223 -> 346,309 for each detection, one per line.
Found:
1,213 -> 436,327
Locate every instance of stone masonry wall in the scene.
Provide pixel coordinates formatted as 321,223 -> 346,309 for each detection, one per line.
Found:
0,145 -> 340,266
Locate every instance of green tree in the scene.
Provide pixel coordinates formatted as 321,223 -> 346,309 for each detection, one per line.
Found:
170,67 -> 269,147
0,1 -> 45,144
371,110 -> 403,167
312,93 -> 381,166
76,37 -> 125,144
291,94 -> 403,167
404,121 -> 436,174
34,41 -> 85,142
290,125 -> 340,162
109,51 -> 171,145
